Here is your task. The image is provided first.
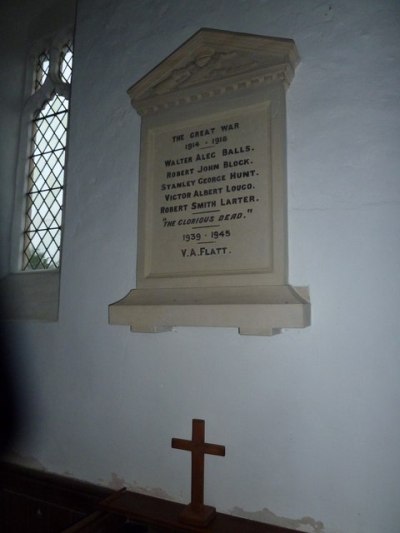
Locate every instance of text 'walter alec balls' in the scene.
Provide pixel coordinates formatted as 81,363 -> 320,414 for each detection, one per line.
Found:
109,28 -> 311,335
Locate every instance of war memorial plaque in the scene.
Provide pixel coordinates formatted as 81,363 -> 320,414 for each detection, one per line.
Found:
146,103 -> 271,278
109,29 -> 311,335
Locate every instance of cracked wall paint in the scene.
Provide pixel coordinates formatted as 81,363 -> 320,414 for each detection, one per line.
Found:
231,506 -> 325,533
4,451 -> 47,472
103,472 -> 175,501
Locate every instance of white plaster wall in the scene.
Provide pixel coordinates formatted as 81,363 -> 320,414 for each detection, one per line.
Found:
1,1 -> 400,532
0,3 -> 31,278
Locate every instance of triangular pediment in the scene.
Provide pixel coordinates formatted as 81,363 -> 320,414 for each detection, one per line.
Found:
128,28 -> 299,114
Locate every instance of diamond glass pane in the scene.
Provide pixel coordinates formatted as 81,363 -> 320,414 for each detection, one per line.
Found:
59,41 -> 73,83
24,189 -> 63,231
23,229 -> 61,270
34,51 -> 50,92
28,151 -> 65,193
23,93 -> 69,271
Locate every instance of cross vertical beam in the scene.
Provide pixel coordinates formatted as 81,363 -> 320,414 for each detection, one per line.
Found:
172,419 -> 225,527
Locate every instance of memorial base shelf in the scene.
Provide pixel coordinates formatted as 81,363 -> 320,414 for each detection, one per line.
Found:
109,285 -> 310,336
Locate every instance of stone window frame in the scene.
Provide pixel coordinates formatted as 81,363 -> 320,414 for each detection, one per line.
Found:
1,27 -> 74,321
21,42 -> 73,272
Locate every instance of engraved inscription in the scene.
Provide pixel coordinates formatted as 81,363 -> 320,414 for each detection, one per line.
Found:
147,103 -> 272,277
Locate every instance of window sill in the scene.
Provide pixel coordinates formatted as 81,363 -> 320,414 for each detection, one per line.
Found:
0,270 -> 59,321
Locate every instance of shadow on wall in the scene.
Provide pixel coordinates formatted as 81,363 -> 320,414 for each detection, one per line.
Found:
0,318 -> 22,462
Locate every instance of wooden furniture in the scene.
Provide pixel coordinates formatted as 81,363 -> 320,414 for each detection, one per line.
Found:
0,462 -> 114,532
100,490 -> 297,532
62,510 -> 126,532
1,462 -> 299,532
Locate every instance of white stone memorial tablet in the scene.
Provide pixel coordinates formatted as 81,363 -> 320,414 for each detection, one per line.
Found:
109,29 -> 310,335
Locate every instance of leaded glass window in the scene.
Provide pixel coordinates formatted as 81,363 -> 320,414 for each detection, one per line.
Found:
34,51 -> 50,91
59,42 -> 73,83
22,40 -> 73,271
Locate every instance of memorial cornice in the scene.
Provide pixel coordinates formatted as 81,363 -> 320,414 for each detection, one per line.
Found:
128,28 -> 299,115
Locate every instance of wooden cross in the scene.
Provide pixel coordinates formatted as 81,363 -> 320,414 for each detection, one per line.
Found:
171,419 -> 225,527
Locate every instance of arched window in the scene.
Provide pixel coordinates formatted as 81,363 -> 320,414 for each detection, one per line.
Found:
0,2 -> 76,321
22,40 -> 73,271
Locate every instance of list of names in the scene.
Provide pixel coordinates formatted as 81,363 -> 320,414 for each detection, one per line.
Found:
147,104 -> 272,277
